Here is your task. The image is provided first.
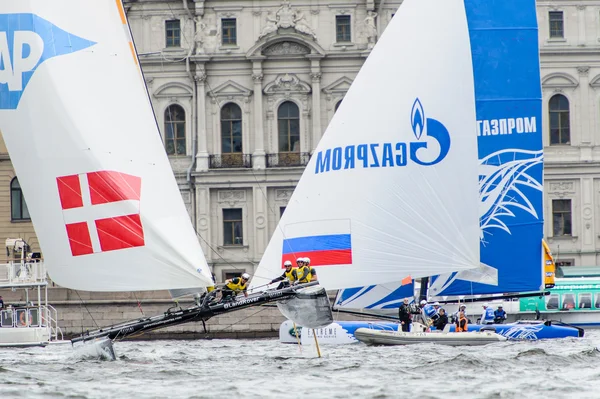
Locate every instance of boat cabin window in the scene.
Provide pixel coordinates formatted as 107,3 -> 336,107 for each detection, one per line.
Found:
29,308 -> 39,326
579,293 -> 592,309
546,294 -> 559,309
595,293 -> 600,309
562,293 -> 575,310
1,310 -> 13,327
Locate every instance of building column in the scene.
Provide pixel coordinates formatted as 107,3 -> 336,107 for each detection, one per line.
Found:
195,68 -> 209,171
251,59 -> 266,169
308,56 -> 323,152
578,66 -> 592,163
196,186 -> 211,262
578,5 -> 586,46
253,186 -> 269,264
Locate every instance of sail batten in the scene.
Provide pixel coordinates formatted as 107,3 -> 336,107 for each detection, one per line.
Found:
0,1 -> 212,291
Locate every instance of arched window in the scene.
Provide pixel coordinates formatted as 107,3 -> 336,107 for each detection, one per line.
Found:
549,94 -> 570,145
221,103 -> 243,153
10,178 -> 30,221
335,99 -> 343,112
164,104 -> 186,155
278,101 -> 300,152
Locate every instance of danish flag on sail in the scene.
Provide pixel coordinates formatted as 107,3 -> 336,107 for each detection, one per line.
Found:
56,171 -> 145,256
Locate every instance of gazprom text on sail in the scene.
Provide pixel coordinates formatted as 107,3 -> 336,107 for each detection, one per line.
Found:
477,117 -> 536,137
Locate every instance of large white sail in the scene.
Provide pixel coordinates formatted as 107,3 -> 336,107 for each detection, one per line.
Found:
0,1 -> 213,291
251,0 -> 483,291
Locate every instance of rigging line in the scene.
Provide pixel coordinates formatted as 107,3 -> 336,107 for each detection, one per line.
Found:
133,292 -> 144,315
73,290 -> 100,330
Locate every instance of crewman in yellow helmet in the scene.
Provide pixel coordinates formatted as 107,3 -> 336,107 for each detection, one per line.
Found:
221,273 -> 250,302
296,258 -> 312,284
269,260 -> 297,289
304,257 -> 317,281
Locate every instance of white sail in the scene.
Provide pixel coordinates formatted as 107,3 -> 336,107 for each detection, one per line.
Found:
0,1 -> 213,291
251,0 -> 483,291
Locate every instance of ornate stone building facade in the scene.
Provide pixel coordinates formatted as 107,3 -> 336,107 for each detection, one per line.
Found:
1,1 -> 600,277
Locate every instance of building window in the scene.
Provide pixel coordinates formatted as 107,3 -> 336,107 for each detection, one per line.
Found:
165,20 -> 181,47
223,208 -> 243,245
336,15 -> 351,42
552,199 -> 572,236
335,99 -> 343,113
223,270 -> 243,281
549,11 -> 564,38
221,18 -> 237,45
556,259 -> 574,267
11,178 -> 30,221
278,101 -> 300,152
164,104 -> 186,156
280,206 -> 286,217
221,103 -> 243,153
549,94 -> 570,145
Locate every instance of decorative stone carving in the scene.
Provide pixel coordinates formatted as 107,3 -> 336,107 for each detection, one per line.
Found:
264,73 -> 311,94
275,189 -> 294,202
195,70 -> 207,83
548,182 -> 575,198
364,11 -> 378,48
258,1 -> 317,40
310,72 -> 322,83
252,73 -> 264,83
218,190 -> 246,206
262,41 -> 310,56
194,15 -> 219,53
577,66 -> 590,76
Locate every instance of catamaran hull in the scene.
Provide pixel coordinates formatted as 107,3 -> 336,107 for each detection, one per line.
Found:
354,328 -> 506,346
442,320 -> 583,339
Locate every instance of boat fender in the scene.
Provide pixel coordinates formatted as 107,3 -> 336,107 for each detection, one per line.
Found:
479,326 -> 497,333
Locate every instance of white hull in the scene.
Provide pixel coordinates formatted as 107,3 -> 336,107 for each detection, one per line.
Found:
354,328 -> 507,346
0,326 -> 51,348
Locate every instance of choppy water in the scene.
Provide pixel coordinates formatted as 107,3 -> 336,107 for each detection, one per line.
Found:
1,331 -> 600,399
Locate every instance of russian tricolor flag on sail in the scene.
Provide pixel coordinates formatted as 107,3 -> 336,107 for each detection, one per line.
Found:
281,220 -> 352,267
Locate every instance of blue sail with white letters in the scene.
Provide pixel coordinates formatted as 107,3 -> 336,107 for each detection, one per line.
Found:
429,0 -> 544,297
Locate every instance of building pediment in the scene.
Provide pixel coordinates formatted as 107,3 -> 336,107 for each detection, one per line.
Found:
322,77 -> 354,95
208,80 -> 253,99
263,74 -> 311,95
589,74 -> 600,88
153,82 -> 193,99
246,33 -> 325,59
541,73 -> 579,89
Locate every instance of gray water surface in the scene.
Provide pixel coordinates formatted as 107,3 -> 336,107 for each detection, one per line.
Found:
1,331 -> 600,399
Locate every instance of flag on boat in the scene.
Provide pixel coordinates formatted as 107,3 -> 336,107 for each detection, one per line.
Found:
281,220 -> 352,266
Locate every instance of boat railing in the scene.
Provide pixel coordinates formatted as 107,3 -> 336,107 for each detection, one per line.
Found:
44,304 -> 64,341
0,305 -> 63,340
0,261 -> 47,285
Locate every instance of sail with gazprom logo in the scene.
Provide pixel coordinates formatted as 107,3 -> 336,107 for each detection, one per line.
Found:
430,0 -> 544,297
314,98 -> 451,174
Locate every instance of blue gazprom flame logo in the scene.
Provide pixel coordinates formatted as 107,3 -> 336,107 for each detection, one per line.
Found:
0,13 -> 96,110
409,98 -> 451,166
314,98 -> 452,174
411,98 -> 425,140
